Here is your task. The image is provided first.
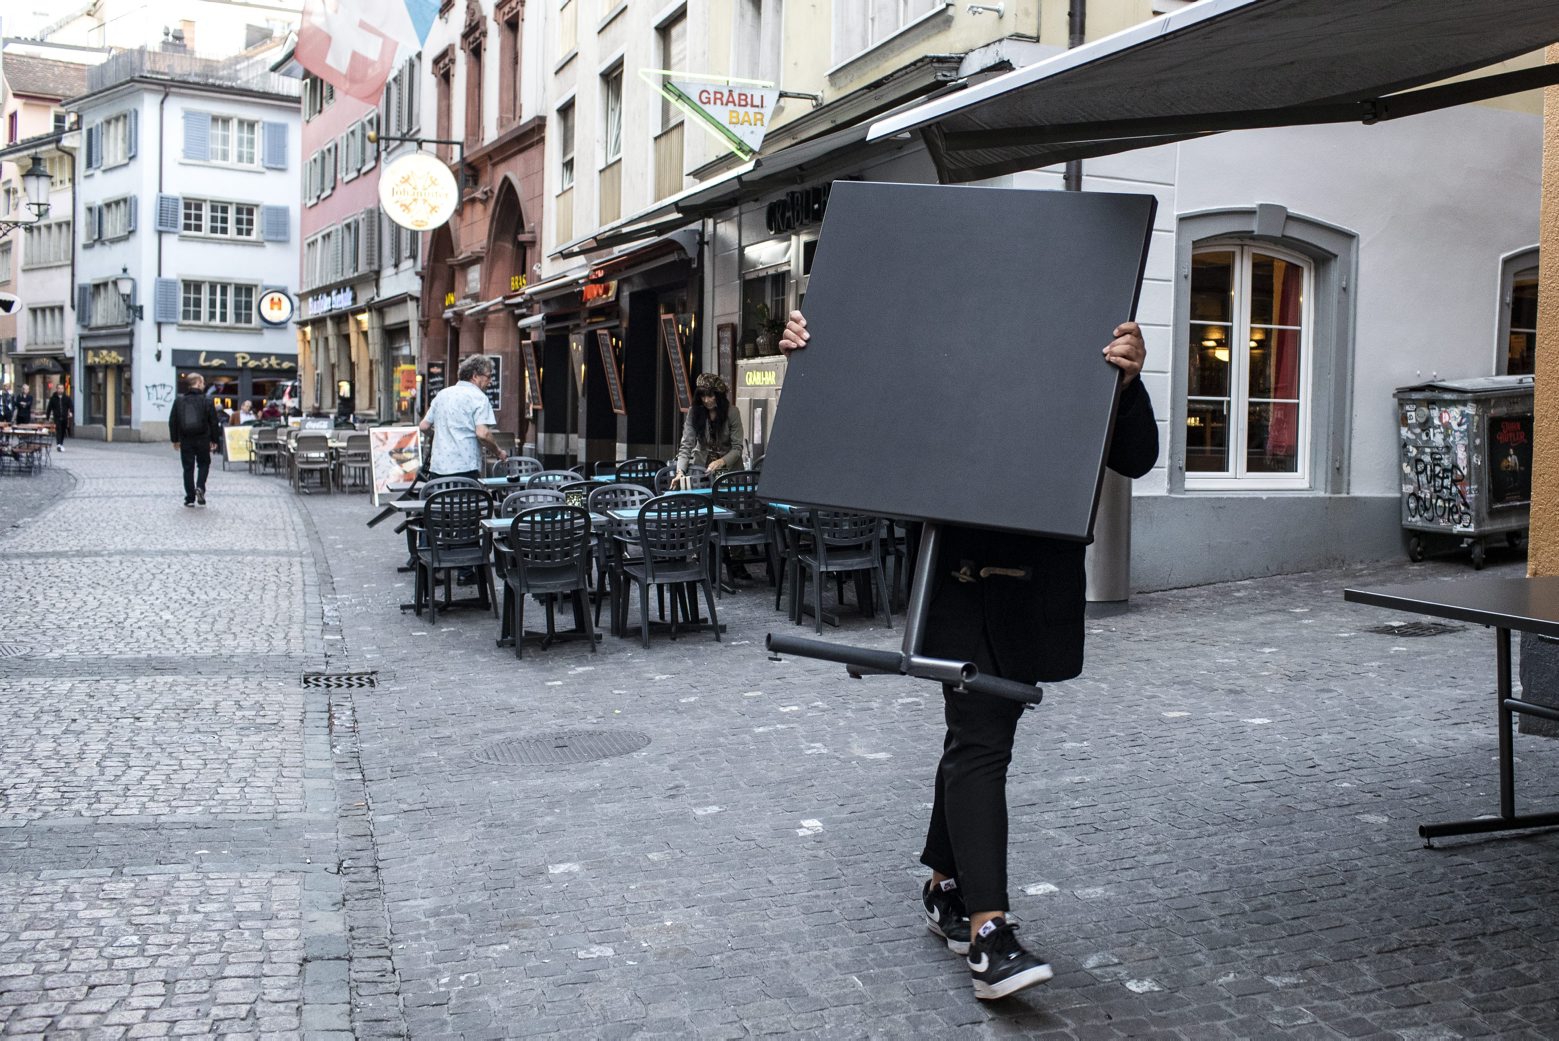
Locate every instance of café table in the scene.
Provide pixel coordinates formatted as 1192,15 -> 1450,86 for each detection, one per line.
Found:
1345,574 -> 1559,846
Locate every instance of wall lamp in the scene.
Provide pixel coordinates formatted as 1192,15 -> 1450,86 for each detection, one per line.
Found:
0,155 -> 52,239
967,2 -> 1006,14
114,266 -> 145,321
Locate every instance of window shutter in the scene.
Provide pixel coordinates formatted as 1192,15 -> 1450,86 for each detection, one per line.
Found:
330,230 -> 343,282
127,194 -> 138,233
154,278 -> 179,323
262,121 -> 287,169
261,205 -> 289,242
155,194 -> 181,233
77,284 -> 91,325
363,114 -> 378,170
82,204 -> 97,247
86,124 -> 101,170
127,110 -> 139,159
362,209 -> 378,272
93,206 -> 104,241
326,146 -> 336,192
183,111 -> 210,161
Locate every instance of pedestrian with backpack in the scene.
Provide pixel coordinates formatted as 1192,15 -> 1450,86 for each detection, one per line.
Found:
170,374 -> 221,507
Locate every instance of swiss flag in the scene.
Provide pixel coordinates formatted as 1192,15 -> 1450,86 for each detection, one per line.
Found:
296,0 -> 410,103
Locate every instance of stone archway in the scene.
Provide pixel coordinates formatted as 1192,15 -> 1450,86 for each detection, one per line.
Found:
420,224 -> 457,410
483,177 -> 531,438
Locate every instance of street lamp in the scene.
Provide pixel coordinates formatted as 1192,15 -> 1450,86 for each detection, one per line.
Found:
0,155 -> 52,238
115,266 -> 144,321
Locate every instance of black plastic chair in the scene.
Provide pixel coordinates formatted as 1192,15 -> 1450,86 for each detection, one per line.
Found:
620,494 -> 718,648
497,505 -> 596,659
526,469 -> 579,488
615,457 -> 663,490
414,487 -> 494,623
794,510 -> 893,633
710,470 -> 774,595
587,483 -> 652,633
250,426 -> 281,475
655,464 -> 710,493
500,455 -> 544,480
499,487 -> 566,515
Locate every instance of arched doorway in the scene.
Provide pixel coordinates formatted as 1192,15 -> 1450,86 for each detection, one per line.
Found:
483,178 -> 531,440
420,224 -> 456,413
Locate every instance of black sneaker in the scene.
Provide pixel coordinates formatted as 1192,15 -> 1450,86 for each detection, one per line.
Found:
196,488 -> 207,506
923,879 -> 971,955
967,917 -> 1052,1000
183,500 -> 195,508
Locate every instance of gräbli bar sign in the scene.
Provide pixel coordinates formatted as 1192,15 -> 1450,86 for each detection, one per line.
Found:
663,78 -> 778,158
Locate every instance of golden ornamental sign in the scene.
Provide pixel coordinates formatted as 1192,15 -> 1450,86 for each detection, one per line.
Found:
380,152 -> 459,231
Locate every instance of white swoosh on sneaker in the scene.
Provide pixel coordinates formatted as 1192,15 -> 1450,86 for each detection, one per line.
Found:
968,953 -> 989,973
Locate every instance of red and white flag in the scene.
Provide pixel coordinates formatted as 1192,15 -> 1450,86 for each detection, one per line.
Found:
296,0 -> 421,103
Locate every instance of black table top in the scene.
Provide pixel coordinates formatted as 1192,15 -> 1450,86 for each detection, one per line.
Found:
1345,574 -> 1559,639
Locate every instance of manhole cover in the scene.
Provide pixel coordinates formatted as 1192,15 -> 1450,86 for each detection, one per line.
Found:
1367,622 -> 1465,638
474,730 -> 651,766
302,671 -> 379,688
0,644 -> 27,659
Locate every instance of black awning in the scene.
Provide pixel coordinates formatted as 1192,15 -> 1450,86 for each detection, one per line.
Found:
868,0 -> 1559,183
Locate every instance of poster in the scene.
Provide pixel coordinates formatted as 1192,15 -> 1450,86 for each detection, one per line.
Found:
596,329 -> 627,415
521,341 -> 543,411
223,426 -> 254,463
369,425 -> 423,506
1488,413 -> 1533,510
660,313 -> 692,413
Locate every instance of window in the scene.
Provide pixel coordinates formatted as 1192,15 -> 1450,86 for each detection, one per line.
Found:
52,111 -> 69,134
209,116 -> 259,166
738,0 -> 785,83
27,305 -> 65,345
659,11 -> 687,131
435,47 -> 455,160
22,221 -> 72,267
179,279 -> 258,327
465,35 -> 485,146
7,112 -> 16,144
100,197 -> 134,239
558,101 -> 575,188
498,0 -> 523,126
0,242 -> 10,283
181,198 -> 259,241
46,154 -> 71,189
559,0 -> 578,58
384,57 -> 420,136
89,281 -> 129,327
1500,249 -> 1539,376
833,0 -> 940,66
102,112 -> 132,167
602,66 -> 623,163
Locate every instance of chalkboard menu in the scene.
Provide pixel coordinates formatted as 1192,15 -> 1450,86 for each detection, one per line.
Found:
660,313 -> 692,413
521,341 -> 542,411
483,354 -> 503,412
596,329 -> 626,415
423,361 -> 445,413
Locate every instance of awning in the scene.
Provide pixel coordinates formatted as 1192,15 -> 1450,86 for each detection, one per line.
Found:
868,0 -> 1559,183
529,228 -> 702,304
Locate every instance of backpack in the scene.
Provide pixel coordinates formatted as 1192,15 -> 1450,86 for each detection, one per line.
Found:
178,394 -> 209,436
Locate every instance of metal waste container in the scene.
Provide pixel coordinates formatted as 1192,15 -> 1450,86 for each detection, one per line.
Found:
1393,375 -> 1533,568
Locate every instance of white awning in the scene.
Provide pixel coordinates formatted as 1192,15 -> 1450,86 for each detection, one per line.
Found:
868,0 -> 1559,183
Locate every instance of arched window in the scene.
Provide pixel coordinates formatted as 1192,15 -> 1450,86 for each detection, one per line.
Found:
1186,243 -> 1312,486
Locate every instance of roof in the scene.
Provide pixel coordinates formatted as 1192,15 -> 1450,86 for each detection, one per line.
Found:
1,52 -> 88,101
868,0 -> 1559,182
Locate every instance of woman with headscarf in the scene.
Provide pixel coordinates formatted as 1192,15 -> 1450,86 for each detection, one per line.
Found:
673,373 -> 743,486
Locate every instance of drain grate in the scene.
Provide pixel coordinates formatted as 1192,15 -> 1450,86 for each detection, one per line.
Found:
474,730 -> 651,767
1367,622 -> 1466,638
0,643 -> 27,659
302,671 -> 379,689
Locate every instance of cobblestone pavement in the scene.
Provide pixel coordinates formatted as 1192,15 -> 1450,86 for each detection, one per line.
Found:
5,442 -> 1559,1040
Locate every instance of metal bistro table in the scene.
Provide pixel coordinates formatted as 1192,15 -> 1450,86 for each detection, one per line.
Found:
1345,574 -> 1559,846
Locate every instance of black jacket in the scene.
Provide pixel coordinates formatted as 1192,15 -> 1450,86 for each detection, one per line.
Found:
170,391 -> 221,445
13,390 -> 33,423
922,378 -> 1159,684
0,391 -> 13,421
46,392 -> 73,424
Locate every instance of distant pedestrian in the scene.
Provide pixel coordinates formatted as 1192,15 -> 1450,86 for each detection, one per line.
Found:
0,382 -> 14,423
170,374 -> 221,507
45,383 -> 72,451
238,400 -> 258,424
13,386 -> 33,424
260,400 -> 282,421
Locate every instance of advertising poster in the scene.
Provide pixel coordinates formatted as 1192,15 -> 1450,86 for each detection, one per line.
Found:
370,425 -> 423,506
223,426 -> 254,463
1488,413 -> 1533,510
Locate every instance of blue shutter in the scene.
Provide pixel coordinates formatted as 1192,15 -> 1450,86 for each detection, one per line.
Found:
127,194 -> 138,233
127,110 -> 139,159
262,121 -> 287,169
182,112 -> 209,161
82,204 -> 97,247
77,284 -> 91,326
154,278 -> 179,323
155,194 -> 181,233
261,205 -> 289,242
85,124 -> 101,170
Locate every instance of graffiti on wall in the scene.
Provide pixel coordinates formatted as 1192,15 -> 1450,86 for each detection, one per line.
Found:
1399,403 -> 1475,531
145,383 -> 176,411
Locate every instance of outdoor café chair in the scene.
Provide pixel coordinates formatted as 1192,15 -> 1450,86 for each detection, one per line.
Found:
500,455 -> 544,480
497,505 -> 596,659
794,509 -> 893,634
587,482 -> 651,633
710,470 -> 775,595
334,433 -> 372,491
620,493 -> 718,649
593,461 -> 618,477
614,457 -> 662,490
654,465 -> 710,494
291,433 -> 334,494
525,469 -> 578,488
500,487 -> 567,515
250,426 -> 282,476
414,487 -> 494,624
399,476 -> 485,562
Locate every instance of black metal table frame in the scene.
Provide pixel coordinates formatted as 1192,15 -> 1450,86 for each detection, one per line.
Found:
1345,579 -> 1559,846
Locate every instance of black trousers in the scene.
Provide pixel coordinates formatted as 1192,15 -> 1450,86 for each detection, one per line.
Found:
54,420 -> 67,447
180,441 -> 212,502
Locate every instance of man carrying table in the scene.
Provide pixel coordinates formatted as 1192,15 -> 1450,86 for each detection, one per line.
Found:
781,310 -> 1158,1000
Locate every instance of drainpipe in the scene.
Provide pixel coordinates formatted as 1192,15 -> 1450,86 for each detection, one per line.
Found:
157,86 -> 169,350
1063,0 -> 1085,193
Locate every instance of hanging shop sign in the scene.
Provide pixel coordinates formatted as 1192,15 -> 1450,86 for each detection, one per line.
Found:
568,337 -> 586,395
308,287 -> 355,315
521,341 -> 543,412
380,152 -> 460,231
659,313 -> 693,414
581,279 -> 618,308
171,350 -> 297,371
257,289 -> 296,326
644,70 -> 778,160
596,329 -> 626,416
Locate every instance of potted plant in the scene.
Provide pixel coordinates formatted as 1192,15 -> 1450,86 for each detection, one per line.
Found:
754,302 -> 785,356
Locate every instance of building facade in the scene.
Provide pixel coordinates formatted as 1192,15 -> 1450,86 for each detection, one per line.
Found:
68,45 -> 301,439
0,48 -> 88,400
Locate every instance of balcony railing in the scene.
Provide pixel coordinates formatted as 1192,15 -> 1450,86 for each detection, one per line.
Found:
87,46 -> 300,98
599,160 -> 621,227
654,122 -> 684,201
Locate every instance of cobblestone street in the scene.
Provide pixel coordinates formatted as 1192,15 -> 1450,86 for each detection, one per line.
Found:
2,441 -> 1558,1039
